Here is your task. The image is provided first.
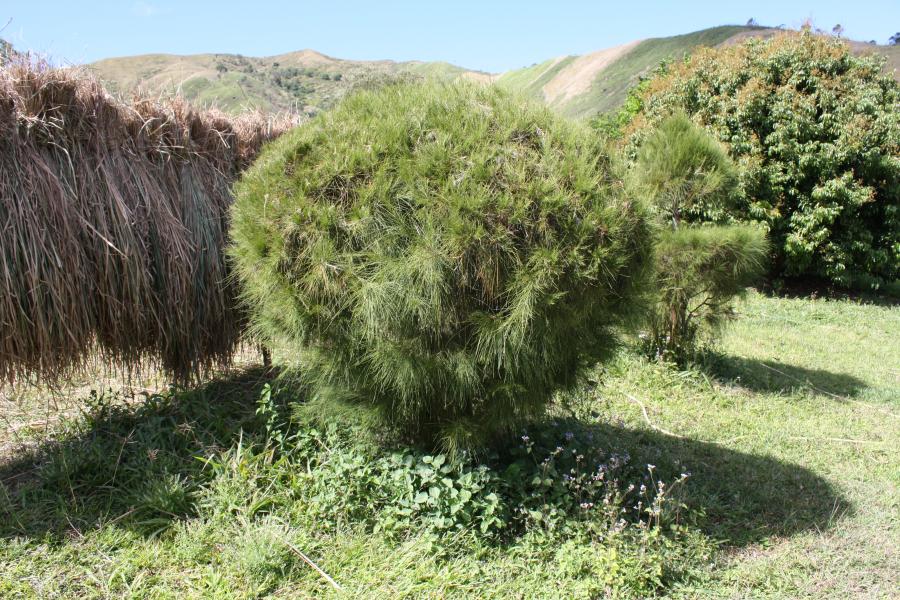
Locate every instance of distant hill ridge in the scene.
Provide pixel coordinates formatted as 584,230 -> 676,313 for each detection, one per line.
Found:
496,25 -> 899,117
86,48 -> 485,114
81,25 -> 900,118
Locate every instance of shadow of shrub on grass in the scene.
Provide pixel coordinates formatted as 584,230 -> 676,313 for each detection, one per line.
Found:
555,417 -> 850,546
700,351 -> 868,398
0,367 -> 274,539
0,367 -> 848,550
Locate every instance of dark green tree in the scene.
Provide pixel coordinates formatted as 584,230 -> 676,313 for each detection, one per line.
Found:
625,32 -> 899,290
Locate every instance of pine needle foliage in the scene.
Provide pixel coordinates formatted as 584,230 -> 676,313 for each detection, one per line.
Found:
231,81 -> 653,450
630,113 -> 738,226
631,116 -> 767,363
647,226 -> 767,364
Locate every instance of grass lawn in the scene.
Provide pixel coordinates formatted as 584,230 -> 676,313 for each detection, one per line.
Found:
0,291 -> 897,598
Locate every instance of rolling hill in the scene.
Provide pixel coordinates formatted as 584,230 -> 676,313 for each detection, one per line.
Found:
82,26 -> 900,119
495,25 -> 900,118
87,50 -> 489,114
496,25 -> 759,118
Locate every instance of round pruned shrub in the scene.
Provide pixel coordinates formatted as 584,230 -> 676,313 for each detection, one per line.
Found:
231,82 -> 652,449
625,32 -> 900,290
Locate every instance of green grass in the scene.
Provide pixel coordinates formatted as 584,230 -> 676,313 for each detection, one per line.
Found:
495,55 -> 577,97
1,291 -> 897,598
603,292 -> 899,597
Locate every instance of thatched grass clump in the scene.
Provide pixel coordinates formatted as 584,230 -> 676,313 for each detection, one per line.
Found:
231,82 -> 652,449
0,60 -> 294,384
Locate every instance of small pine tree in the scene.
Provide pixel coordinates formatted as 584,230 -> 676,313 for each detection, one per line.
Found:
647,226 -> 768,363
631,116 -> 768,364
629,114 -> 738,226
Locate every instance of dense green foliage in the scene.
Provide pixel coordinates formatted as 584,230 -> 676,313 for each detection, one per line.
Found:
630,116 -> 768,362
627,32 -> 900,289
648,226 -> 768,363
231,82 -> 652,449
630,113 -> 738,226
267,401 -> 686,544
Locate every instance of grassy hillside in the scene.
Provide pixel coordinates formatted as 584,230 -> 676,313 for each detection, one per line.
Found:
0,39 -> 16,64
566,26 -> 764,117
498,26 -> 763,118
497,26 -> 900,119
91,26 -> 760,117
88,50 -> 486,114
85,27 -> 900,118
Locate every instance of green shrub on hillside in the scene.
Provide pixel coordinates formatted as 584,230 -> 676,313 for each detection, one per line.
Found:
231,82 -> 652,450
626,32 -> 900,290
631,116 -> 768,363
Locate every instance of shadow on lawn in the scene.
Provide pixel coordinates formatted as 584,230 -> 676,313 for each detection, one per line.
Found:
0,366 -> 848,549
762,278 -> 900,307
570,418 -> 850,546
0,366 -> 275,539
700,351 -> 868,398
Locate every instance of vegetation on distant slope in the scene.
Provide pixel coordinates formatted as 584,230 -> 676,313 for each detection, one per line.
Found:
88,51 -> 485,114
231,82 -> 652,449
494,56 -> 577,98
626,32 -> 900,290
561,26 -> 762,118
497,26 -> 763,119
87,26 -> 900,118
0,39 -> 17,64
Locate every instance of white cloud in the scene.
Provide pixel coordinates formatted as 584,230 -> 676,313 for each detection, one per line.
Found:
132,1 -> 160,17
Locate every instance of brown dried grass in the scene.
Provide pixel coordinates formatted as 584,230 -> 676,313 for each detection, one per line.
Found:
0,58 -> 296,385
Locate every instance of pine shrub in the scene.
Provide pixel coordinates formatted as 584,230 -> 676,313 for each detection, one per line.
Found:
631,116 -> 768,363
625,32 -> 900,290
230,82 -> 652,449
629,113 -> 738,226
647,226 -> 768,363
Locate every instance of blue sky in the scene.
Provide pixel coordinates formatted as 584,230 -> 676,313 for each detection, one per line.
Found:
3,1 -> 898,72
